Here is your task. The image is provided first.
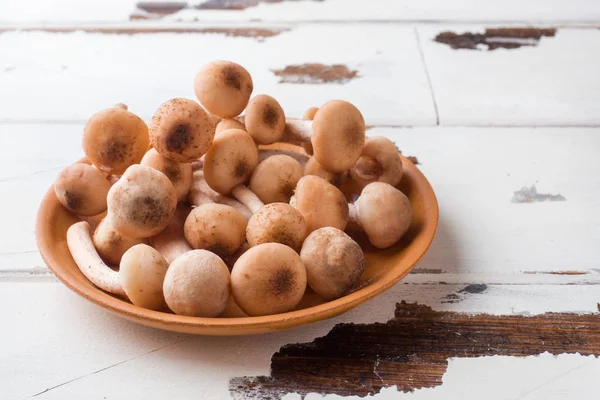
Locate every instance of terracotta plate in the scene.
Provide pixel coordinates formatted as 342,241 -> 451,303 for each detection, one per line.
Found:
35,153 -> 438,335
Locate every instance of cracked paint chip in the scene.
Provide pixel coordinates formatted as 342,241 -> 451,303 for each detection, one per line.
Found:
272,64 -> 359,84
511,185 -> 566,203
434,27 -> 557,50
230,302 -> 600,399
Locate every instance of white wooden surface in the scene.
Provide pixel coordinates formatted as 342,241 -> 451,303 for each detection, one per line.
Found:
1,1 -> 600,399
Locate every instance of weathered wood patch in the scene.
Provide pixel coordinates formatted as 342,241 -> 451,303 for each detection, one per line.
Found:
272,64 -> 358,84
230,302 -> 600,399
434,28 -> 557,50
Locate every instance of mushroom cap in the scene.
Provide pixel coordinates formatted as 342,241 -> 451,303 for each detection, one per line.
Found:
294,175 -> 349,233
163,250 -> 231,317
119,244 -> 169,311
216,119 -> 246,134
302,107 -> 318,120
231,243 -> 307,316
249,154 -> 303,204
350,136 -> 403,190
149,98 -> 215,163
194,60 -> 253,119
54,163 -> 111,216
82,107 -> 149,174
311,100 -> 365,173
357,182 -> 412,249
303,156 -> 344,187
244,94 -> 286,145
246,203 -> 307,252
203,129 -> 259,194
107,165 -> 177,238
93,216 -> 146,265
184,203 -> 247,258
300,227 -> 365,301
141,148 -> 193,202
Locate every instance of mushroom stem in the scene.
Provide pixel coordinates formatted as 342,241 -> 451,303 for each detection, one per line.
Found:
231,185 -> 264,214
149,205 -> 193,264
67,221 -> 126,296
191,171 -> 252,219
188,185 -> 215,207
258,149 -> 309,166
346,203 -> 362,232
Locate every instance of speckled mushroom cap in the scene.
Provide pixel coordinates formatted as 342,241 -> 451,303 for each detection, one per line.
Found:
350,136 -> 403,190
246,203 -> 307,252
82,106 -> 149,174
141,148 -> 193,202
203,129 -> 259,194
249,154 -> 304,204
243,94 -> 286,145
149,98 -> 215,163
54,163 -> 111,216
107,165 -> 177,238
194,60 -> 253,119
294,175 -> 349,233
311,100 -> 366,173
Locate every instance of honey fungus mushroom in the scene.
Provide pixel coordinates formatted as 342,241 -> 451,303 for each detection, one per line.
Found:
163,250 -> 231,317
120,244 -> 169,311
231,243 -> 307,316
194,60 -> 253,118
242,94 -> 286,145
350,136 -> 403,190
141,148 -> 193,202
300,227 -> 365,301
93,216 -> 146,265
149,98 -> 215,163
283,100 -> 365,173
304,156 -> 344,187
246,203 -> 307,252
82,105 -> 149,174
293,175 -> 349,233
249,154 -> 303,204
348,182 -> 413,249
54,163 -> 111,216
107,165 -> 177,238
150,204 -> 193,264
216,119 -> 245,134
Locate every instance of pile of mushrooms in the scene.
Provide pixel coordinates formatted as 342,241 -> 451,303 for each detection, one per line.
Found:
56,60 -> 413,318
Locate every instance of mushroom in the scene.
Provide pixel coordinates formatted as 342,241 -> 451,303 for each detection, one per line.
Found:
349,136 -> 403,190
258,149 -> 309,166
348,182 -> 412,249
304,156 -> 344,187
246,203 -> 307,252
300,227 -> 365,300
194,60 -> 253,118
216,118 -> 246,134
249,154 -> 303,204
231,243 -> 307,316
107,164 -> 177,238
302,106 -> 318,120
241,94 -> 286,145
189,170 -> 252,220
282,100 -> 365,173
93,215 -> 146,265
149,98 -> 215,163
120,244 -> 169,310
163,250 -> 231,317
141,148 -> 193,202
293,175 -> 349,233
54,163 -> 111,216
82,105 -> 149,174
184,203 -> 247,259
66,221 -> 125,296
149,204 -> 193,264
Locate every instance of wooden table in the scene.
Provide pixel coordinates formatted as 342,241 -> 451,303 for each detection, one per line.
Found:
2,0 -> 600,398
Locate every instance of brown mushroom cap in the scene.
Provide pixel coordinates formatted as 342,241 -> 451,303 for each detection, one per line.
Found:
194,60 -> 253,119
203,128 -> 259,194
350,136 -> 403,190
294,175 -> 349,233
82,107 -> 149,174
356,182 -> 412,249
311,100 -> 365,173
184,203 -> 247,258
93,216 -> 146,265
107,165 -> 177,238
216,119 -> 246,134
141,148 -> 193,202
304,156 -> 344,187
149,98 -> 215,163
246,203 -> 307,252
244,94 -> 286,145
119,244 -> 169,311
302,107 -> 318,120
231,243 -> 307,316
249,154 -> 303,204
163,250 -> 231,317
54,163 -> 111,216
300,227 -> 365,301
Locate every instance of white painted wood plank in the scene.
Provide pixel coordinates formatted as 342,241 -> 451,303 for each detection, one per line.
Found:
0,25 -> 435,125
2,281 -> 598,400
418,26 -> 600,125
2,0 -> 600,23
